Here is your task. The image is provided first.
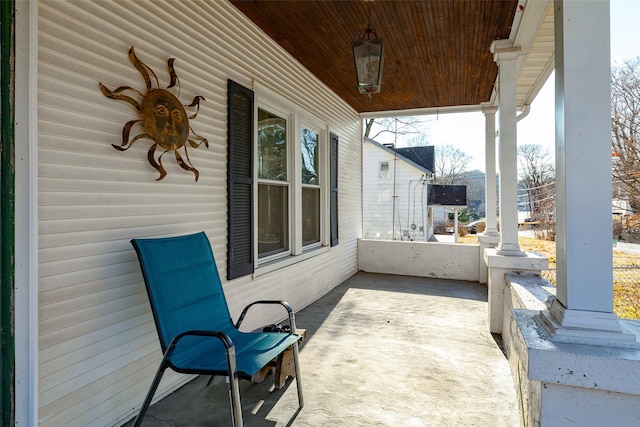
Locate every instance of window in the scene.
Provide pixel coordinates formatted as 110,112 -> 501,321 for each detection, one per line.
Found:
380,161 -> 390,179
227,80 -> 337,278
257,108 -> 289,258
301,127 -> 320,247
256,106 -> 326,263
254,102 -> 328,264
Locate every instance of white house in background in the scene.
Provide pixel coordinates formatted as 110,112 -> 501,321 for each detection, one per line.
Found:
363,138 -> 433,241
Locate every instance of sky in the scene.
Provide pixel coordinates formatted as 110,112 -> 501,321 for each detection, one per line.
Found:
372,0 -> 640,172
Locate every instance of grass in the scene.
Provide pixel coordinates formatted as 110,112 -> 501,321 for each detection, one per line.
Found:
458,234 -> 640,320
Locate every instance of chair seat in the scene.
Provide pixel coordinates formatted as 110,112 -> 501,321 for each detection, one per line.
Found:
169,331 -> 301,378
169,332 -> 300,379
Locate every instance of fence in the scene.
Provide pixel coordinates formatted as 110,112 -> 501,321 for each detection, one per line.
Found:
542,266 -> 640,287
541,266 -> 640,319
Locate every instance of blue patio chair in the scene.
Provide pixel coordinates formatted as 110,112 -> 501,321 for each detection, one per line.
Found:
130,231 -> 303,427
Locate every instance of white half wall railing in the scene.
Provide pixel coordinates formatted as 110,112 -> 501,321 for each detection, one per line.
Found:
358,239 -> 480,282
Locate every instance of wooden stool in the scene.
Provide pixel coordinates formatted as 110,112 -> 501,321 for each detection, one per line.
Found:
252,328 -> 306,388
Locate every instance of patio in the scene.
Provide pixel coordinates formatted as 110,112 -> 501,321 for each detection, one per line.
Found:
124,272 -> 519,426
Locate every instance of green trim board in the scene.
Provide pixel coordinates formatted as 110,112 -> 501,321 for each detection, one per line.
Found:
1,0 -> 16,425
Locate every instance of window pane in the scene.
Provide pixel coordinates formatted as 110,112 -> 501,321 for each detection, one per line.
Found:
258,108 -> 287,180
301,128 -> 318,184
258,184 -> 289,258
302,187 -> 320,246
380,162 -> 390,179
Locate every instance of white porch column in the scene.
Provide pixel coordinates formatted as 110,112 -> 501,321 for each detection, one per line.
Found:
482,106 -> 499,236
478,106 -> 500,284
537,0 -> 636,346
491,40 -> 524,257
497,3 -> 640,424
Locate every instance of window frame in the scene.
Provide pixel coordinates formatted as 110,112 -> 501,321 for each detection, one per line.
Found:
298,120 -> 326,252
379,161 -> 390,179
256,104 -> 292,262
254,85 -> 329,270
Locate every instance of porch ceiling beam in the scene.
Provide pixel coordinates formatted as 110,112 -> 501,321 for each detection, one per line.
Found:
359,104 -> 484,120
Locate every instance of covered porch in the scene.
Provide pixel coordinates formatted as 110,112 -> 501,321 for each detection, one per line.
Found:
6,0 -> 640,426
124,272 -> 520,426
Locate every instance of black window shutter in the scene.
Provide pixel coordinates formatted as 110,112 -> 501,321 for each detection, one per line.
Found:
227,80 -> 254,279
330,132 -> 339,246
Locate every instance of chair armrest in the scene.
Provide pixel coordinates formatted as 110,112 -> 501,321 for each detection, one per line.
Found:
235,300 -> 297,332
163,330 -> 239,378
167,330 -> 234,353
164,330 -> 234,362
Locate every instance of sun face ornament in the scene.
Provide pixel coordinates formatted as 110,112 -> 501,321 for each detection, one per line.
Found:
99,46 -> 208,181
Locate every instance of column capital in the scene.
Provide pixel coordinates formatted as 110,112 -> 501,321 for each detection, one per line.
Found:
481,104 -> 498,115
490,39 -> 520,62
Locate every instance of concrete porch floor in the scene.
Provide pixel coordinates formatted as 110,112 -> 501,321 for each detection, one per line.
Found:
122,272 -> 520,426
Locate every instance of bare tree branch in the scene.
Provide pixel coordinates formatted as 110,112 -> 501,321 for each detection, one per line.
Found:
364,116 -> 428,140
517,143 -> 555,239
433,144 -> 473,184
611,57 -> 640,212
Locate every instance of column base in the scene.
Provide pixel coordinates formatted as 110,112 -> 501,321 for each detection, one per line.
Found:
483,228 -> 500,237
536,298 -> 640,348
478,233 -> 500,244
496,242 -> 526,257
485,248 -> 548,333
509,309 -> 640,426
478,234 -> 500,284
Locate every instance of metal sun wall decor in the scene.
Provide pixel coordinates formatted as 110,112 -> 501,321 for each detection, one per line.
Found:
99,46 -> 208,181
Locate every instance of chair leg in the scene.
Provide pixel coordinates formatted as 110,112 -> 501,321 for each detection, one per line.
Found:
225,346 -> 244,427
292,341 -> 304,408
228,374 -> 243,427
133,363 -> 167,427
207,375 -> 216,386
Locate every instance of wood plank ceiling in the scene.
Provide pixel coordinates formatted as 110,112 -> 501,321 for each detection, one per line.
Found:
230,0 -> 518,114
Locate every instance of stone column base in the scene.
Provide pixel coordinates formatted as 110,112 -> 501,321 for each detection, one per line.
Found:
537,298 -> 640,348
509,309 -> 640,426
477,233 -> 499,284
484,248 -> 548,333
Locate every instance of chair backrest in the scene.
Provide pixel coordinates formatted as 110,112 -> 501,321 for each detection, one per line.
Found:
131,232 -> 235,351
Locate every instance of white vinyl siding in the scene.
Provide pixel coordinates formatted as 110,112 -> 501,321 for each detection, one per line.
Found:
37,1 -> 361,425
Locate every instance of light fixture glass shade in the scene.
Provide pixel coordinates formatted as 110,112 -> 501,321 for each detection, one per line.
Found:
352,38 -> 384,94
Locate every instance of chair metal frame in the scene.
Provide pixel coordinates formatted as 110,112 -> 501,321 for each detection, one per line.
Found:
130,232 -> 303,427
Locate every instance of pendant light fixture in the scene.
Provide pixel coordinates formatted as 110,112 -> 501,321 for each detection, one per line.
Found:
352,0 -> 385,95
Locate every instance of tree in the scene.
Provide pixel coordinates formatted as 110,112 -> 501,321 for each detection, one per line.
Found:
517,143 -> 555,240
459,169 -> 486,219
611,57 -> 640,212
448,208 -> 470,223
433,144 -> 473,184
364,116 -> 428,140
